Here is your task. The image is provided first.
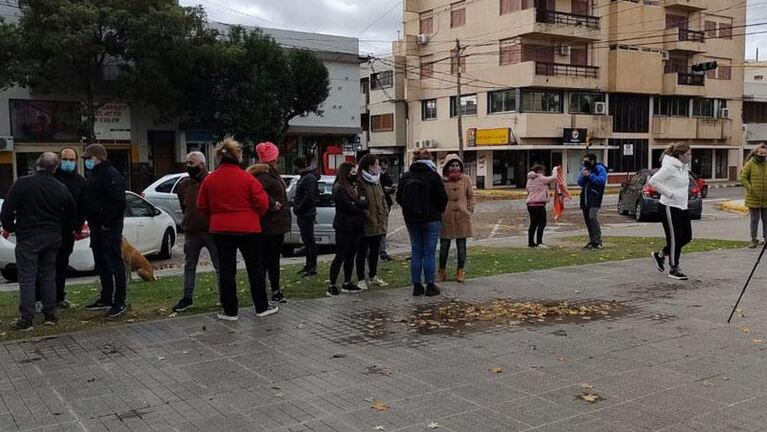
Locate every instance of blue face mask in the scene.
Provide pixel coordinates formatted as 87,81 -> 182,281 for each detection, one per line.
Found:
60,161 -> 76,173
84,159 -> 96,171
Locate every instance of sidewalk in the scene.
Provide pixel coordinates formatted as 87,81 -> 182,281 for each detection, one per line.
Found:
476,181 -> 741,201
1,248 -> 765,431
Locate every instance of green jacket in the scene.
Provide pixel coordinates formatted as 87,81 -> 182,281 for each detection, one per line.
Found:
740,158 -> 767,208
358,179 -> 389,237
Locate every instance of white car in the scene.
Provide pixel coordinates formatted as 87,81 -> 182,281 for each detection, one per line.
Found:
284,175 -> 336,255
0,192 -> 177,282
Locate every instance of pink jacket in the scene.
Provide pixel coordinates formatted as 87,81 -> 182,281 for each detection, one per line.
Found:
526,171 -> 556,205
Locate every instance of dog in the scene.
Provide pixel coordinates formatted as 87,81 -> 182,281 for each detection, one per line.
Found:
121,237 -> 157,282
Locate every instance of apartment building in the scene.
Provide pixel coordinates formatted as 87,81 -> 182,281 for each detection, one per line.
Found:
398,0 -> 746,187
744,61 -> 767,161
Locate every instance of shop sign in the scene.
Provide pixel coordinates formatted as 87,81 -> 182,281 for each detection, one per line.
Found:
468,128 -> 514,146
93,103 -> 131,141
623,144 -> 634,156
563,128 -> 588,145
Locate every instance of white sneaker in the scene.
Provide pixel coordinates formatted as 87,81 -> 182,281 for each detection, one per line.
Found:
371,276 -> 389,287
256,306 -> 279,317
357,280 -> 369,291
536,244 -> 550,249
216,313 -> 238,321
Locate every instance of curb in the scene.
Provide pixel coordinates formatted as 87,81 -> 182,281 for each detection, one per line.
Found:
718,200 -> 749,215
475,188 -> 621,201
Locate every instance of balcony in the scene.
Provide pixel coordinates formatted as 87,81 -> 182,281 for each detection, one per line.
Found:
502,61 -> 601,89
662,72 -> 706,96
745,123 -> 767,144
664,27 -> 706,53
608,48 -> 663,94
537,10 -> 599,29
697,118 -> 729,140
665,0 -> 707,10
653,116 -> 697,140
510,113 -> 613,139
503,8 -> 601,41
535,62 -> 599,78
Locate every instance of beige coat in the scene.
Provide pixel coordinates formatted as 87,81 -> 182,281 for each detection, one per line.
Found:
358,179 -> 389,237
440,171 -> 475,239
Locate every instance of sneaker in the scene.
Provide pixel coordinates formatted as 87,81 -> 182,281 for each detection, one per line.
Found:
216,312 -> 238,321
106,304 -> 127,318
536,244 -> 550,249
326,285 -> 340,297
583,243 -> 594,250
43,315 -> 57,326
651,252 -> 665,273
84,299 -> 111,311
58,299 -> 75,309
669,268 -> 689,281
11,319 -> 33,332
592,244 -> 604,251
425,283 -> 441,297
749,239 -> 759,249
256,305 -> 279,317
380,254 -> 394,262
370,276 -> 389,287
172,297 -> 193,313
357,280 -> 369,291
303,269 -> 317,278
342,283 -> 362,293
271,291 -> 287,303
528,244 -> 537,249
412,283 -> 425,297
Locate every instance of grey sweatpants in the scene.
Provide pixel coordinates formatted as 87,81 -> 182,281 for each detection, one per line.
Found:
183,232 -> 220,299
582,207 -> 602,246
17,235 -> 61,322
750,208 -> 767,240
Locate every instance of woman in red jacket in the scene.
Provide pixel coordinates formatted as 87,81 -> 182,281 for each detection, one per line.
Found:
197,137 -> 275,320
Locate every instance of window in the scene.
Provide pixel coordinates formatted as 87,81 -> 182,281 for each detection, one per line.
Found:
499,38 -> 521,66
361,113 -> 369,133
126,194 -> 157,218
500,0 -> 514,15
10,100 -> 81,143
705,21 -> 717,38
371,71 -> 393,89
155,177 -> 179,194
611,94 -> 649,133
654,97 -> 690,117
371,114 -> 394,132
451,55 -> 466,74
744,101 -> 767,123
608,139 -> 648,173
715,149 -> 729,179
665,14 -> 688,30
719,22 -> 733,39
755,75 -> 765,81
361,78 -> 369,94
488,89 -> 517,113
719,64 -> 732,80
420,56 -> 433,79
520,89 -> 562,113
422,99 -> 438,120
569,92 -> 605,114
450,94 -> 478,117
420,13 -> 434,34
451,1 -> 466,28
693,98 -> 715,118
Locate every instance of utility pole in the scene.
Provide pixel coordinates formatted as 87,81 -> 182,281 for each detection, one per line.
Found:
454,39 -> 464,160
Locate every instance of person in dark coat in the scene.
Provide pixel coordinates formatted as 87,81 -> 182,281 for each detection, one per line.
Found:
1,153 -> 75,331
577,153 -> 608,250
327,162 -> 366,296
81,144 -> 128,318
396,149 -> 448,297
248,142 -> 291,303
379,158 -> 396,262
293,156 -> 318,278
355,154 -> 389,291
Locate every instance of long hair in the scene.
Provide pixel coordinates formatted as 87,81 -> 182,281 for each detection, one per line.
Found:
214,136 -> 242,164
335,162 -> 357,197
746,143 -> 767,161
662,142 -> 691,160
412,149 -> 433,161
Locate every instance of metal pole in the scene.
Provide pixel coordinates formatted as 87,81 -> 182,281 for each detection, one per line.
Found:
727,241 -> 767,323
455,39 -> 464,160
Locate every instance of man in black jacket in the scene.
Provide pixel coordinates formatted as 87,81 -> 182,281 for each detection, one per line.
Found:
379,158 -> 396,262
1,153 -> 75,331
81,144 -> 128,318
293,156 -> 318,277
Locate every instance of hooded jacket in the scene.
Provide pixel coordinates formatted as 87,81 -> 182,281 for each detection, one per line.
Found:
396,160 -> 448,224
83,160 -> 126,230
250,163 -> 291,235
648,155 -> 689,210
740,157 -> 767,209
293,168 -> 318,218
332,182 -> 366,233
526,171 -> 556,206
358,174 -> 389,237
440,154 -> 475,239
577,162 -> 608,209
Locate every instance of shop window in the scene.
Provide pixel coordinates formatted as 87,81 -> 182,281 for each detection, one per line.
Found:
488,89 -> 517,114
450,94 -> 478,117
422,99 -> 438,120
607,139 -> 648,173
691,149 -> 713,178
10,100 -> 81,143
715,149 -> 728,179
692,98 -> 715,118
654,97 -> 690,117
520,89 -> 562,113
569,92 -> 605,114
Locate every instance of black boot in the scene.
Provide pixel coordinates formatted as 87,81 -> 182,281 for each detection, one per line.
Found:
412,283 -> 425,297
425,283 -> 441,297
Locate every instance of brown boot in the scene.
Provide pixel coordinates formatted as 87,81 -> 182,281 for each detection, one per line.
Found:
456,269 -> 465,283
438,268 -> 447,282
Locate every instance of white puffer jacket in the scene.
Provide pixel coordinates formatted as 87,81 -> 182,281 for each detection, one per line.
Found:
648,155 -> 689,210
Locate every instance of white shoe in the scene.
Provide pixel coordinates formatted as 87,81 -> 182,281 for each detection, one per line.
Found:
371,276 -> 389,287
216,313 -> 238,321
357,280 -> 369,291
536,244 -> 550,249
256,306 -> 279,317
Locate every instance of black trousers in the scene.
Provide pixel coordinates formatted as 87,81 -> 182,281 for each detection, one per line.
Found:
36,233 -> 74,303
213,233 -> 268,315
91,226 -> 127,307
660,204 -> 692,269
527,206 -> 547,247
260,233 -> 284,293
18,235 -> 61,322
356,235 -> 383,280
330,230 -> 360,286
297,215 -> 318,272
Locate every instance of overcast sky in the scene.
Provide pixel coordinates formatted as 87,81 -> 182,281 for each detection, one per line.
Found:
181,0 -> 767,60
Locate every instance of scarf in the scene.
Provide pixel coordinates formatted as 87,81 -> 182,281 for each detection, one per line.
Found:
447,172 -> 463,182
416,159 -> 437,172
362,170 -> 380,184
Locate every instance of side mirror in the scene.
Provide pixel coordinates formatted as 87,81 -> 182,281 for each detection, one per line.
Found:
153,208 -> 162,217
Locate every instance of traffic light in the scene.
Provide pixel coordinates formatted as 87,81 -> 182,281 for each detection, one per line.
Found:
691,61 -> 718,73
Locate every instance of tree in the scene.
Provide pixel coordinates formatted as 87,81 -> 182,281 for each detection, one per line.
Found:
0,18 -> 19,91
277,49 -> 331,143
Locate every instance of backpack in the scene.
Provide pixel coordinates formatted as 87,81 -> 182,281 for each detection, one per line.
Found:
400,174 -> 430,222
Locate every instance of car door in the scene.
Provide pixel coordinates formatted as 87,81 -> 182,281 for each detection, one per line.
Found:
124,193 -> 160,251
313,180 -> 335,244
123,193 -> 143,247
147,176 -> 182,224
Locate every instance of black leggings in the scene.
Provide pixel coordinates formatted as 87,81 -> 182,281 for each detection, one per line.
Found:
357,235 -> 383,280
527,206 -> 547,247
213,233 -> 267,315
439,238 -> 467,270
330,230 -> 360,286
660,204 -> 692,269
260,234 -> 284,293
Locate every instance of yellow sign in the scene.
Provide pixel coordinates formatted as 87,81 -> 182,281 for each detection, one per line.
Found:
475,128 -> 512,146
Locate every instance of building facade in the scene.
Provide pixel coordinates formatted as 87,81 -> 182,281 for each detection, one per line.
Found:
744,61 -> 767,161
398,0 -> 746,187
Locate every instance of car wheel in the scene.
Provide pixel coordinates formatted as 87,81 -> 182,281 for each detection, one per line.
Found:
617,194 -> 628,215
691,211 -> 702,221
1,268 -> 17,282
158,229 -> 175,260
635,201 -> 645,222
701,186 -> 708,199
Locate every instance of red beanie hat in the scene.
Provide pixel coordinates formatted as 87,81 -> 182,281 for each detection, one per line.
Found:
256,142 -> 279,163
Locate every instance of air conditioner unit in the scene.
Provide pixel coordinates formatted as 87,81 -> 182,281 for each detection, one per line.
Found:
416,34 -> 430,45
559,45 -> 571,56
661,50 -> 670,61
594,102 -> 607,115
414,141 -> 424,149
423,139 -> 433,149
0,136 -> 13,152
720,108 -> 731,119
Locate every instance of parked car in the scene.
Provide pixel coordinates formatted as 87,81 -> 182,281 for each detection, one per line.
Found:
617,169 -> 703,222
689,172 -> 709,198
283,175 -> 336,256
0,192 -> 177,282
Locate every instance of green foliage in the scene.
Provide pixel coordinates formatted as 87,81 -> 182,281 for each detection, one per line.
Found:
0,18 -> 19,91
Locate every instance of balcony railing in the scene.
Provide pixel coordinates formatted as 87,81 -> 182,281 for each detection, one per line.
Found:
535,62 -> 599,78
677,73 -> 705,86
537,10 -> 599,29
678,28 -> 705,42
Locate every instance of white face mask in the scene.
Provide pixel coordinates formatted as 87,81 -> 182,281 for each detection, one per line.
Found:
679,154 -> 692,165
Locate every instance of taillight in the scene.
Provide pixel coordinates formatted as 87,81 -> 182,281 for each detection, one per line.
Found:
642,185 -> 658,197
76,222 -> 91,241
690,187 -> 701,197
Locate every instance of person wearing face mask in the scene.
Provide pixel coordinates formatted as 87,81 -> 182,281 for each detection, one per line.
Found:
327,162 -> 367,296
649,143 -> 694,280
292,156 -> 319,278
171,151 -> 220,313
577,153 -> 608,250
740,144 -> 767,249
355,155 -> 390,290
81,144 -> 128,318
438,154 -> 474,283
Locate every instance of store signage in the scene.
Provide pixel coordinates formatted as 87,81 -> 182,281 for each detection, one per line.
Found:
563,128 -> 588,145
623,144 -> 634,156
93,103 -> 131,141
468,128 -> 514,146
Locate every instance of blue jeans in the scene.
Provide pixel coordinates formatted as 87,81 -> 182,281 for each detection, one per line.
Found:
406,221 -> 441,284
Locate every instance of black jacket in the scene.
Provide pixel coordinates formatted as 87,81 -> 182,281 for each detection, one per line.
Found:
83,161 -> 126,229
381,170 -> 395,208
293,170 -> 318,217
0,171 -> 76,241
332,182 -> 366,233
253,164 -> 291,235
396,162 -> 448,224
55,169 -> 87,233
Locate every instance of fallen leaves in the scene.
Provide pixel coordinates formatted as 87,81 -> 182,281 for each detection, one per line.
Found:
579,392 -> 602,403
371,400 -> 388,411
427,421 -> 441,429
752,338 -> 765,344
740,327 -> 752,334
489,368 -> 504,374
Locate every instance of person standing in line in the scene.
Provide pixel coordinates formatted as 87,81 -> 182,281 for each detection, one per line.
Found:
248,142 -> 291,303
355,155 -> 389,290
396,149 -> 448,297
379,158 -> 396,262
740,143 -> 767,249
293,156 -> 318,278
1,153 -> 75,331
577,153 -> 608,250
171,151 -> 220,313
649,143 -> 694,281
197,138 -> 275,320
525,164 -> 557,249
327,162 -> 366,296
81,144 -> 128,318
437,154 -> 474,283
